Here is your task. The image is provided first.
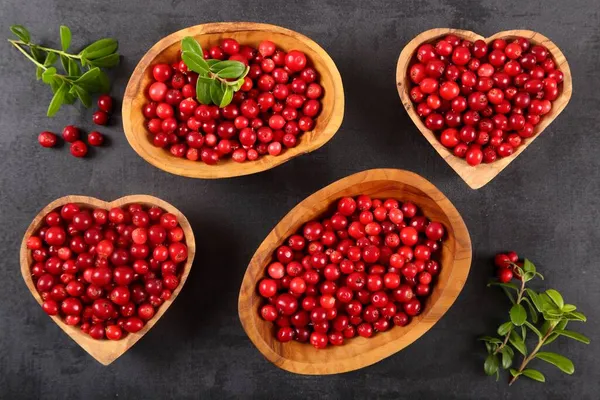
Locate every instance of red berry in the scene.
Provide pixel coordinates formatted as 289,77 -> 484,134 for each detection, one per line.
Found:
38,131 -> 58,148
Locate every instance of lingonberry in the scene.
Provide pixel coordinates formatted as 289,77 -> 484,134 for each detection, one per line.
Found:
38,131 -> 58,148
70,141 -> 88,158
92,111 -> 109,125
97,95 -> 113,113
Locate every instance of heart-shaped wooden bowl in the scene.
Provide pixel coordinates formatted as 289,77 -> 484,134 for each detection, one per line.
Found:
123,22 -> 344,179
19,195 -> 196,365
396,29 -> 572,189
238,169 -> 472,375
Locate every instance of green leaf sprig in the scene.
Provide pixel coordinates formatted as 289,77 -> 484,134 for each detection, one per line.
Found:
8,24 -> 119,116
479,259 -> 589,385
180,37 -> 249,108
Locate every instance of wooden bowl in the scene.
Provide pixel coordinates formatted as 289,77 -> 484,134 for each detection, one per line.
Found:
19,195 -> 196,365
396,29 -> 572,189
238,169 -> 472,375
123,22 -> 344,179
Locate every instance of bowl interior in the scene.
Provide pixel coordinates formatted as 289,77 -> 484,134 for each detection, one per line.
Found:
242,174 -> 464,373
124,23 -> 344,178
20,195 -> 195,365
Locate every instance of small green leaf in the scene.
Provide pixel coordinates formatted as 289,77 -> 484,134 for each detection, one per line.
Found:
36,66 -> 43,80
43,52 -> 57,67
63,92 -> 76,105
216,63 -> 246,79
206,59 -> 220,67
70,84 -> 91,107
181,36 -> 203,57
510,304 -> 527,326
544,320 -> 567,345
553,330 -> 590,344
524,321 -> 543,338
546,289 -> 564,309
30,46 -> 45,63
87,53 -> 120,68
526,289 -> 544,312
219,86 -> 233,107
73,67 -> 109,93
521,369 -> 546,382
10,25 -> 30,43
42,67 -> 57,84
196,79 -> 212,105
210,60 -> 245,73
60,25 -> 71,51
561,304 -> 576,313
500,348 -> 513,369
81,38 -> 118,60
523,271 -> 535,282
478,336 -> 503,344
565,311 -> 587,322
210,80 -> 224,105
536,352 -> 574,374
509,330 -> 527,356
47,82 -> 68,116
484,342 -> 494,354
197,75 -> 213,85
229,77 -> 246,91
497,321 -> 513,336
523,259 -> 536,273
484,354 -> 499,376
521,297 -> 539,323
181,51 -> 209,74
509,368 -> 521,377
487,282 -> 519,291
60,55 -> 69,73
68,58 -> 81,76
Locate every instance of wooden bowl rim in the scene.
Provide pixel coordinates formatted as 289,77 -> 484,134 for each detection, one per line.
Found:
238,168 -> 472,375
396,28 -> 572,189
122,21 -> 345,179
19,194 -> 196,365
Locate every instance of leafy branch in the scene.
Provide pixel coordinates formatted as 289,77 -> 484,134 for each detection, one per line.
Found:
179,36 -> 249,108
479,259 -> 589,385
8,24 -> 119,116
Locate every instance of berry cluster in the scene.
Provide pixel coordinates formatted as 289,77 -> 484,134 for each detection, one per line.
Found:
26,202 -> 188,340
143,38 -> 323,164
256,196 -> 446,349
37,94 -> 113,157
407,35 -> 563,165
494,251 -> 520,282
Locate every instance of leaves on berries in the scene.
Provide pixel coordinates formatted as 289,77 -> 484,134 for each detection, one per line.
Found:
10,25 -> 30,43
510,304 -> 527,326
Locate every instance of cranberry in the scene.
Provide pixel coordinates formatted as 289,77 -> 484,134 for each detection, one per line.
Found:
92,111 -> 109,126
70,141 -> 88,158
38,131 -> 58,148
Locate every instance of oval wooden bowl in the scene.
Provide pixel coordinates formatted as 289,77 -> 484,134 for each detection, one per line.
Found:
123,22 -> 344,179
396,29 -> 572,189
238,169 -> 472,375
19,195 -> 196,365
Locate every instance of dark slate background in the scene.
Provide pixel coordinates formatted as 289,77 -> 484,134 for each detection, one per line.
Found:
1,0 -> 598,398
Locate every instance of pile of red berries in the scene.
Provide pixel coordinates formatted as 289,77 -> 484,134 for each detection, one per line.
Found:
38,95 -> 113,157
494,251 -> 519,282
26,202 -> 189,340
256,196 -> 446,349
407,35 -> 564,165
143,38 -> 323,164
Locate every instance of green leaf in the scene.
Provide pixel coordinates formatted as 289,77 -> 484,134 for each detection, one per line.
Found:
523,259 -> 536,273
88,53 -> 120,68
70,84 -> 91,107
10,25 -> 30,43
546,289 -> 564,309
229,77 -> 246,91
509,368 -> 521,377
210,80 -> 224,105
60,55 -> 69,73
497,321 -> 513,336
526,289 -> 544,313
80,38 -> 118,60
524,321 -> 543,338
510,304 -> 527,326
553,330 -> 590,344
63,92 -> 76,105
47,82 -> 68,116
68,58 -> 81,76
43,52 -> 57,67
219,86 -> 233,107
539,293 -> 560,312
509,330 -> 527,356
565,311 -> 587,322
487,281 -> 520,291
181,36 -> 203,57
181,51 -> 209,74
60,25 -> 71,51
35,66 -> 43,80
536,352 -> 574,374
478,336 -> 503,344
240,65 -> 250,79
30,46 -> 45,63
484,354 -> 499,376
42,67 -> 57,84
522,297 -> 539,323
521,324 -> 527,341
196,79 -> 212,105
206,59 -> 220,67
73,67 -> 109,93
523,271 -> 535,282
210,60 -> 246,73
216,63 -> 246,79
500,348 -> 513,369
196,75 -> 213,85
521,369 -> 546,382
562,304 -> 576,313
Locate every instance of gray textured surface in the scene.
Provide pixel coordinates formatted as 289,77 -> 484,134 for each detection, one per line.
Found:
1,0 -> 599,398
